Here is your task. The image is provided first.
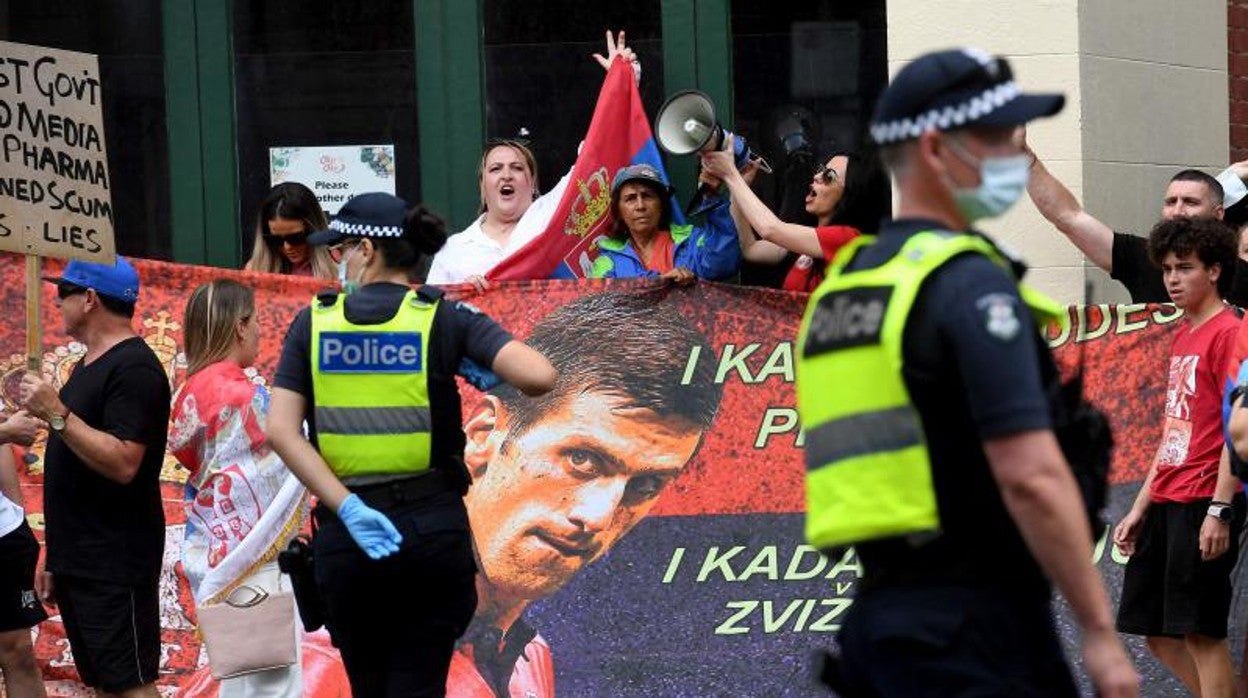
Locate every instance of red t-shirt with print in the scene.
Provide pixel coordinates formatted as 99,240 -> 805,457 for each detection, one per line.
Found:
1151,306 -> 1241,503
781,225 -> 860,292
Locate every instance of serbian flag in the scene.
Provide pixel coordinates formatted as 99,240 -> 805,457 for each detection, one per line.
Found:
488,57 -> 680,280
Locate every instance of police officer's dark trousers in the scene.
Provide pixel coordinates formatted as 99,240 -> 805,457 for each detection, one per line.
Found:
313,475 -> 477,697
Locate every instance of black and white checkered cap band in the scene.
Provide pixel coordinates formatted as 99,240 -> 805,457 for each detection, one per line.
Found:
329,218 -> 404,237
871,81 -> 1021,145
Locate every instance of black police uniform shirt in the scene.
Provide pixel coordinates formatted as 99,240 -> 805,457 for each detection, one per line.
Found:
1112,231 -> 1248,306
43,337 -> 171,586
274,282 -> 513,472
842,219 -> 1056,600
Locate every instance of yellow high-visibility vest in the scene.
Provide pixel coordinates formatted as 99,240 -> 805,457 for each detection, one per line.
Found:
310,290 -> 437,478
796,231 -> 1064,550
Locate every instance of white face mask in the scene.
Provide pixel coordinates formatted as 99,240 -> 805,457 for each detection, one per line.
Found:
337,241 -> 363,294
945,138 -> 1031,223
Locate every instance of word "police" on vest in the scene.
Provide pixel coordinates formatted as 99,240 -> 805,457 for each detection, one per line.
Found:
319,332 -> 423,373
803,287 -> 892,356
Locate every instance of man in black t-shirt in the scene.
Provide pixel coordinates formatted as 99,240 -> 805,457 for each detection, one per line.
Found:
21,257 -> 170,698
1027,144 -> 1248,304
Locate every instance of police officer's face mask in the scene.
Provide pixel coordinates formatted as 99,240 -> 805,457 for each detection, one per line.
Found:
943,136 -> 1031,223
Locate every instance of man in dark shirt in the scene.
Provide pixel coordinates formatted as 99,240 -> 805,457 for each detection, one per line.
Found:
803,47 -> 1138,696
1027,144 -> 1248,303
21,258 -> 170,698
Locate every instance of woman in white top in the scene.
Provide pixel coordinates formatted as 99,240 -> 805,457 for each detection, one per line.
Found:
427,30 -> 639,288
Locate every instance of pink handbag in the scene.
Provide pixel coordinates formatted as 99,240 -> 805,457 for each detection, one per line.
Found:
196,579 -> 298,679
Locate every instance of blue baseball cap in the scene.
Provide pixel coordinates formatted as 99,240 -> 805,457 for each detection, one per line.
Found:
870,47 -> 1064,146
306,192 -> 410,246
43,257 -> 141,303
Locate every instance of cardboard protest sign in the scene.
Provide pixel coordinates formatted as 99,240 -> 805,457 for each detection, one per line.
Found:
0,40 -> 115,263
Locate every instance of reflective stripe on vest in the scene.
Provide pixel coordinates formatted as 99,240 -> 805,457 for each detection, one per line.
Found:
310,290 -> 437,478
796,230 -> 1064,550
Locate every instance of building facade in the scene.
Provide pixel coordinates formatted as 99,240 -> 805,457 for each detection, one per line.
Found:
3,0 -> 1237,302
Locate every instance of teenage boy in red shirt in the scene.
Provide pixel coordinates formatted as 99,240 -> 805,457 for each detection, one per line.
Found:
1114,216 -> 1244,697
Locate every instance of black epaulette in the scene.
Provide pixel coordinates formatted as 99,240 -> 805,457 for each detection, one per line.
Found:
416,286 -> 444,302
315,290 -> 341,309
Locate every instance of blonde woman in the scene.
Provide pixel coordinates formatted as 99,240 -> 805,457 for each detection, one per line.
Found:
244,183 -> 337,279
169,280 -> 307,697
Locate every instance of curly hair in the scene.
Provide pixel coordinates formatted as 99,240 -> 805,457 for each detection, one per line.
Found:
1148,217 -> 1236,267
1147,216 -> 1237,296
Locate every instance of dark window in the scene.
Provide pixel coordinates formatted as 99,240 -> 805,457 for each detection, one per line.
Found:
4,1 -> 171,260
731,0 -> 888,286
482,4 -> 665,200
233,1 -> 418,251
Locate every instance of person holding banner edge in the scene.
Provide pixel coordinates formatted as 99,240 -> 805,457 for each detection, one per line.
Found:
427,30 -> 640,289
21,256 -> 170,698
265,192 -> 557,696
796,48 -> 1137,695
589,163 -> 740,282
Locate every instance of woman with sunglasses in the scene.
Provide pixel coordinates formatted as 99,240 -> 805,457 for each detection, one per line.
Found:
427,30 -> 640,290
244,182 -> 337,280
702,142 -> 891,292
169,279 -> 307,697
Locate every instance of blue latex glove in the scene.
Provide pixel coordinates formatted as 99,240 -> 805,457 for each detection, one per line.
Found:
336,494 -> 403,560
458,357 -> 502,391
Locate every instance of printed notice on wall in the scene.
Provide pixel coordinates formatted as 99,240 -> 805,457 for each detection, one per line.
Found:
270,145 -> 396,214
0,41 -> 115,263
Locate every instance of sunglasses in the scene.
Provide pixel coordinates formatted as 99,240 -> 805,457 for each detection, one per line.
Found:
814,165 -> 841,185
264,231 -> 310,246
56,282 -> 88,300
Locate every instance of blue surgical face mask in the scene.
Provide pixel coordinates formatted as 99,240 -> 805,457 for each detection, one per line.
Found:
337,242 -> 362,294
945,138 -> 1031,223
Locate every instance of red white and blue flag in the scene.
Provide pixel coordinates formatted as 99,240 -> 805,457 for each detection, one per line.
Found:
488,57 -> 679,280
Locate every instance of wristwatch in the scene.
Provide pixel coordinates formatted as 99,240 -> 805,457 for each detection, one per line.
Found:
1208,502 -> 1234,523
48,408 -> 68,433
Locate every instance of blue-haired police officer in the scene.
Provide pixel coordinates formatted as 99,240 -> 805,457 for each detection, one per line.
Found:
795,48 -> 1138,696
266,193 -> 557,696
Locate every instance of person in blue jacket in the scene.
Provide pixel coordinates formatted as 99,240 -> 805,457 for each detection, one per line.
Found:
591,164 -> 741,283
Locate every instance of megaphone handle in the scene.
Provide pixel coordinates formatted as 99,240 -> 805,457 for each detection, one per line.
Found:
685,182 -> 719,217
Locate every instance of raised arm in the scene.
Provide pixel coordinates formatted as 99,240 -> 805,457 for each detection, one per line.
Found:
1025,145 -> 1115,272
702,148 -> 824,259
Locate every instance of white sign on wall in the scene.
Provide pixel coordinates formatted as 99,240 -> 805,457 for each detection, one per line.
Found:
269,144 -> 396,214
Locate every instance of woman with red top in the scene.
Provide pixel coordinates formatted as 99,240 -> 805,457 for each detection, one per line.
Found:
244,182 -> 337,280
702,142 -> 890,292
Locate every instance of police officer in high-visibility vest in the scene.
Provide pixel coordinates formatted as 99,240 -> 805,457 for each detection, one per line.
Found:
267,193 -> 557,696
796,48 -> 1138,697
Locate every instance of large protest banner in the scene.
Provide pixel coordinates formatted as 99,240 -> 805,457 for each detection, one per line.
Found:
1,254 -> 1215,696
0,41 -> 114,262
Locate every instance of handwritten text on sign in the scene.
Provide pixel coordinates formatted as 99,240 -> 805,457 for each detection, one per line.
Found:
0,41 -> 115,263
